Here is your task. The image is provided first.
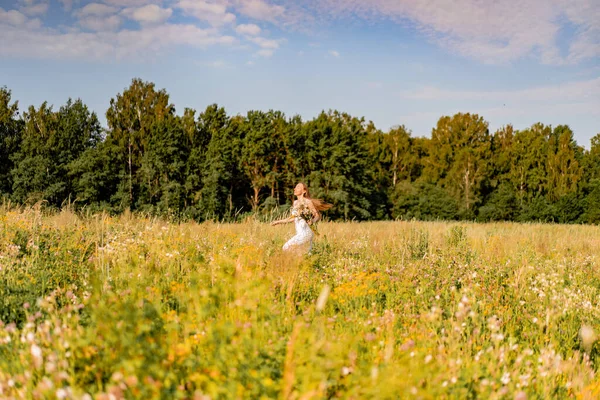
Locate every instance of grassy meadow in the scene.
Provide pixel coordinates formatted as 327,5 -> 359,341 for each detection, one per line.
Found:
2,206 -> 600,399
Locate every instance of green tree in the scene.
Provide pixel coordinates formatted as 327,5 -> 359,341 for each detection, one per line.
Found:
68,139 -> 121,210
302,111 -> 373,220
391,181 -> 458,221
489,125 -> 515,187
200,110 -> 244,219
138,114 -> 190,214
545,125 -> 583,201
105,78 -> 174,209
423,113 -> 491,216
509,123 -> 551,206
586,133 -> 600,180
239,110 -> 285,210
581,133 -> 600,223
0,87 -> 22,198
477,183 -> 518,221
383,125 -> 415,187
11,99 -> 101,206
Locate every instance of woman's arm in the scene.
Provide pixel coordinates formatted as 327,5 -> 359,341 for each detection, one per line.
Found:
271,216 -> 295,226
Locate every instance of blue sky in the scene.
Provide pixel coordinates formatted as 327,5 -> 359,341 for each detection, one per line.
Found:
1,0 -> 599,146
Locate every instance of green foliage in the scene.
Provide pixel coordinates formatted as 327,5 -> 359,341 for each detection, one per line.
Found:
478,183 -> 518,221
406,228 -> 429,259
301,111 -> 374,220
0,87 -> 22,197
138,114 -> 190,214
105,78 -> 175,209
10,99 -> 101,207
583,179 -> 600,224
423,113 -> 491,213
0,212 -> 94,326
198,109 -> 244,219
391,181 -> 459,220
1,80 -> 599,224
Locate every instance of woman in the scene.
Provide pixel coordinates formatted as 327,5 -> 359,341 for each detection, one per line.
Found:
271,183 -> 332,253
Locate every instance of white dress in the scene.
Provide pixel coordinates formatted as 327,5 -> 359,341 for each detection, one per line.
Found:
282,207 -> 314,253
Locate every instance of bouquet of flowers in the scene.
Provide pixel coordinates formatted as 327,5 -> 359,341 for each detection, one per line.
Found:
296,201 -> 319,236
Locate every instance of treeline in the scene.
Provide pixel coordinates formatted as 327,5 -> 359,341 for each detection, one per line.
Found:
1,78 -> 600,223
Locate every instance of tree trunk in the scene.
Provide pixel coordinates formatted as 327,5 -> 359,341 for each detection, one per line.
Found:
464,166 -> 470,210
128,133 -> 133,205
392,148 -> 398,186
253,186 -> 259,210
228,183 -> 233,216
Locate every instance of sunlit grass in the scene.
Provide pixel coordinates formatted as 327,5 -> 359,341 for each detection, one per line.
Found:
1,206 -> 600,398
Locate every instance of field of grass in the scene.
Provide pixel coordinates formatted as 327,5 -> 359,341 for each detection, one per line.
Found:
2,206 -> 600,399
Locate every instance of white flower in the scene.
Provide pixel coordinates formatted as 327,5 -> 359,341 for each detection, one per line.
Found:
31,343 -> 42,358
31,343 -> 43,368
315,285 -> 330,312
580,325 -> 596,352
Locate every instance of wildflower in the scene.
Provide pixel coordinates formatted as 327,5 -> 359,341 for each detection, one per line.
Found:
400,340 -> 415,351
514,391 -> 527,400
31,344 -> 43,368
316,285 -> 330,312
371,367 -> 379,380
580,325 -> 596,353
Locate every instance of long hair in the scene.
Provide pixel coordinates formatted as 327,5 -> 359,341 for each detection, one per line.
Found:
299,182 -> 333,212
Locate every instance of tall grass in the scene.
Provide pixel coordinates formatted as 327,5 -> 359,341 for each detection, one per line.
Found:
1,206 -> 600,398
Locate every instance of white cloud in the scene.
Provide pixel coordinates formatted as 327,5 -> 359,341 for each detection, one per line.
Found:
235,23 -> 261,36
78,15 -> 122,32
18,0 -> 49,16
176,0 -> 236,26
329,50 -> 340,57
0,8 -> 28,26
0,7 -> 42,29
76,3 -> 119,17
246,60 -> 255,65
248,36 -> 282,49
103,0 -> 162,6
237,0 -> 284,22
401,77 -> 600,103
198,60 -> 233,68
305,0 -> 600,64
0,23 -> 237,61
122,5 -> 172,25
255,48 -> 274,57
75,3 -> 123,31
